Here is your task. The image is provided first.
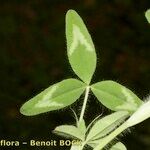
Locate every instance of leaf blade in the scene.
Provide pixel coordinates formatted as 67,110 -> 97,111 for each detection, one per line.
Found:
91,80 -> 143,113
20,79 -> 86,116
127,98 -> 150,127
110,142 -> 127,150
54,125 -> 84,140
66,10 -> 97,84
86,111 -> 129,142
145,9 -> 150,23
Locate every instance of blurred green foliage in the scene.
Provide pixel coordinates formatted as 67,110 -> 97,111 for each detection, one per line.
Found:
0,0 -> 150,149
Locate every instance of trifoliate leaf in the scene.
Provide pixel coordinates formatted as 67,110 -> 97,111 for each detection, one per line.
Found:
86,111 -> 129,142
20,79 -> 86,116
91,81 -> 143,113
66,10 -> 97,84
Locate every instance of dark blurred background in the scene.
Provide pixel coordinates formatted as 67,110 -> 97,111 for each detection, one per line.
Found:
0,0 -> 150,150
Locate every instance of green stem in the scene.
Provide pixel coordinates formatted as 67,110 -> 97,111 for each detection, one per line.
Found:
79,86 -> 90,123
70,87 -> 90,150
80,142 -> 86,150
94,122 -> 128,150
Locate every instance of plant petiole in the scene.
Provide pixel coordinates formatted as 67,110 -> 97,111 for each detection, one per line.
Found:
79,86 -> 90,124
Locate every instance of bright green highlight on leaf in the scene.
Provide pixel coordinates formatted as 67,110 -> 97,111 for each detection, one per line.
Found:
110,142 -> 127,150
66,10 -> 97,84
20,79 -> 86,116
91,80 -> 143,113
145,9 -> 150,23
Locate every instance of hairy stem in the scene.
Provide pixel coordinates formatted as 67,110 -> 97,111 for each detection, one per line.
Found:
79,86 -> 90,123
70,87 -> 90,150
94,122 -> 128,150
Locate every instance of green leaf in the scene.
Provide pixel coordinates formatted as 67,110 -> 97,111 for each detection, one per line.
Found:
54,125 -> 84,140
127,98 -> 150,127
87,141 -> 127,150
87,143 -> 96,148
145,9 -> 150,23
66,10 -> 97,84
110,142 -> 127,150
93,122 -> 128,150
91,81 -> 143,113
20,79 -> 86,116
86,111 -> 129,142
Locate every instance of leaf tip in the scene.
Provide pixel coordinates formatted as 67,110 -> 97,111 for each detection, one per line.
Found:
20,103 -> 34,116
66,9 -> 77,16
145,9 -> 150,23
20,105 -> 28,116
66,9 -> 79,22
